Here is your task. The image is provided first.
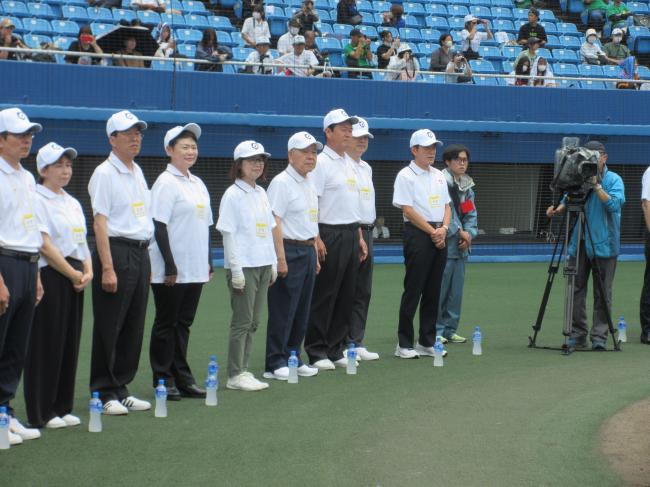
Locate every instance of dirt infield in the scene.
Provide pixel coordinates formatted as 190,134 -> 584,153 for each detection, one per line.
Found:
601,397 -> 650,486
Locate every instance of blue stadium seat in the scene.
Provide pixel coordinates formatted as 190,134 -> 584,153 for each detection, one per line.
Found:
403,14 -> 421,28
315,10 -> 332,23
53,36 -> 75,51
536,47 -> 552,58
169,0 -> 185,13
136,10 -> 161,26
470,59 -> 495,72
265,0 -> 284,6
474,75 -> 498,85
491,7 -> 513,19
539,21 -> 557,34
112,8 -> 136,24
183,14 -> 208,29
177,59 -> 195,70
332,23 -> 353,38
492,18 -> 515,32
425,4 -> 447,16
90,22 -> 114,36
512,8 -> 528,20
553,62 -> 579,76
1,1 -> 28,17
628,26 -> 650,53
87,7 -> 113,23
448,17 -> 466,29
552,48 -> 579,63
638,65 -> 650,79
162,13 -> 186,26
327,0 -> 338,8
231,46 -> 253,61
420,28 -> 440,42
317,22 -> 333,35
176,43 -> 196,57
207,15 -> 234,31
312,0 -> 329,8
356,0 -> 373,12
501,60 -> 513,72
495,76 -> 509,85
315,36 -> 342,53
425,16 -> 449,30
61,5 -> 88,22
578,64 -> 606,78
230,31 -> 244,46
491,0 -> 513,7
214,30 -> 234,47
580,80 -> 606,89
152,59 -> 174,70
27,2 -> 57,19
450,0 -> 471,6
51,19 -> 79,36
558,35 -> 581,49
399,27 -> 422,42
450,31 -> 462,43
470,5 -> 493,19
545,34 -> 562,49
501,45 -> 521,59
417,41 -> 438,56
22,33 -> 51,48
377,25 -> 398,38
470,0 -> 492,7
478,45 -> 503,60
602,64 -> 622,79
447,5 -> 469,17
361,11 -> 378,26
183,1 -> 208,15
358,25 -> 378,39
22,18 -> 51,34
403,2 -> 426,17
556,22 -> 579,36
557,78 -> 580,88
420,72 -> 445,83
221,63 -> 236,74
538,9 -> 556,21
176,28 -> 202,43
121,0 -> 131,7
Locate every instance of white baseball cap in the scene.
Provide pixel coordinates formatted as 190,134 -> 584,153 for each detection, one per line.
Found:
293,35 -> 306,45
106,110 -> 148,137
234,140 -> 270,160
397,43 -> 412,55
585,28 -> 598,39
164,123 -> 201,149
36,142 -> 77,172
410,129 -> 443,148
323,108 -> 359,131
464,14 -> 478,22
612,28 -> 623,36
352,117 -> 373,139
257,36 -> 271,45
288,131 -> 323,151
0,108 -> 42,134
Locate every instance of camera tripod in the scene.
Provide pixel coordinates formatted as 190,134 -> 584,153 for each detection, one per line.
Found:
528,192 -> 621,354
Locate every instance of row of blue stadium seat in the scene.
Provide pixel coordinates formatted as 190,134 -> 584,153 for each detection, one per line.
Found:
0,0 -> 209,16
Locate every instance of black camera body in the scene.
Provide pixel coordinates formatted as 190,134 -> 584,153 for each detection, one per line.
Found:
551,137 -> 600,194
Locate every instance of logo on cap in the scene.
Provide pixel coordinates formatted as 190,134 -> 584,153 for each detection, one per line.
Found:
358,121 -> 366,128
124,112 -> 133,120
16,110 -> 26,120
304,133 -> 313,140
251,142 -> 259,149
426,131 -> 434,138
50,143 -> 58,149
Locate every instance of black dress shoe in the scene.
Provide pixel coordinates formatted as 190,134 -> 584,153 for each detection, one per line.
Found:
178,384 -> 206,398
167,386 -> 182,401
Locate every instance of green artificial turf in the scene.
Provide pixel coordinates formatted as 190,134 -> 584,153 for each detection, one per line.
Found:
4,262 -> 648,487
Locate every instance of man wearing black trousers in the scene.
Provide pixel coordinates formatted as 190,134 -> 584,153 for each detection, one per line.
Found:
305,109 -> 368,370
392,129 -> 451,359
641,164 -> 650,344
88,110 -> 153,415
0,107 -> 44,444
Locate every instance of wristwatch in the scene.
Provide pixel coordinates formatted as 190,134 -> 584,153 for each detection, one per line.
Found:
442,224 -> 449,231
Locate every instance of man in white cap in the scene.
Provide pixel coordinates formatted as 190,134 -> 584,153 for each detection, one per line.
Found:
244,36 -> 275,75
0,107 -> 43,444
345,117 -> 379,361
603,28 -> 630,62
304,109 -> 368,370
392,129 -> 451,359
278,35 -> 319,77
87,110 -> 153,414
263,131 -> 322,380
460,14 -> 493,59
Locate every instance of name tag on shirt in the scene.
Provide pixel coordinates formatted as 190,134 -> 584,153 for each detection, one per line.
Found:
196,203 -> 206,220
22,213 -> 37,232
308,208 -> 318,223
72,227 -> 86,244
132,201 -> 147,219
429,195 -> 441,208
346,178 -> 357,191
359,187 -> 371,200
255,222 -> 268,238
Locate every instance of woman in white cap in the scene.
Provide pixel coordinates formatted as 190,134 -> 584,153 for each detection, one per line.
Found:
460,15 -> 493,60
148,124 -> 213,400
216,141 -> 277,391
386,43 -> 419,81
23,142 -> 92,429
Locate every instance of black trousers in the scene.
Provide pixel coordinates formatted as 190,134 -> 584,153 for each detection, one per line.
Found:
0,255 -> 37,416
90,240 -> 150,402
150,282 -> 204,388
265,243 -> 316,372
24,260 -> 84,427
305,225 -> 359,362
398,224 -> 448,348
348,228 -> 373,346
641,233 -> 650,341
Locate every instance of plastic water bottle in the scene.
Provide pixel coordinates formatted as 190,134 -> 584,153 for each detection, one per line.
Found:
433,336 -> 444,367
472,326 -> 483,356
347,343 -> 357,375
617,316 -> 627,343
205,355 -> 218,406
88,392 -> 102,433
0,406 -> 9,449
288,350 -> 299,384
154,379 -> 167,418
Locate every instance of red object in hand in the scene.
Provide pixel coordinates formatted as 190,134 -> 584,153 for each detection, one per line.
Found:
460,199 -> 475,214
80,34 -> 94,44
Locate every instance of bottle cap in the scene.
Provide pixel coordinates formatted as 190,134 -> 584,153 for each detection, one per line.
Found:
210,355 -> 217,361
92,391 -> 99,398
0,406 -> 6,413
290,350 -> 297,356
158,379 -> 165,385
475,326 -> 481,331
349,342 -> 356,348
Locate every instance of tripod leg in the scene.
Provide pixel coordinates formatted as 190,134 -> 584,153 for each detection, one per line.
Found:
562,208 -> 584,354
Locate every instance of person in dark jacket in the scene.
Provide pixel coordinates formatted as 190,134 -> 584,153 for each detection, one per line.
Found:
337,0 -> 361,25
196,28 -> 232,72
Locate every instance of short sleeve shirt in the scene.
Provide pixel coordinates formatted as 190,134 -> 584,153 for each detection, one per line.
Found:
245,50 -> 275,74
351,159 -> 376,224
241,17 -> 271,44
461,30 -> 488,53
278,50 -> 319,77
642,166 -> 650,201
393,161 -> 451,222
149,164 -> 213,283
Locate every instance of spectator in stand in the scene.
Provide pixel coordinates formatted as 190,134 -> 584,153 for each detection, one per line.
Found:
581,28 -> 618,64
382,4 -> 405,29
293,0 -> 320,34
196,28 -> 232,72
461,15 -> 493,60
377,30 -> 400,70
155,38 -> 179,58
278,19 -> 302,56
114,36 -> 146,68
88,0 -> 121,8
607,0 -> 633,32
445,52 -> 473,83
604,28 -> 631,61
304,30 -> 325,66
65,26 -> 104,65
515,36 -> 541,65
430,33 -> 455,72
337,0 -> 362,26
131,0 -> 167,14
344,29 -> 373,79
509,56 -> 531,85
243,36 -> 275,74
372,216 -> 390,239
517,8 -> 547,47
278,35 -> 319,77
156,23 -> 173,50
242,5 -> 271,48
583,0 -> 609,30
386,43 -> 419,81
530,56 -> 556,87
0,18 -> 28,61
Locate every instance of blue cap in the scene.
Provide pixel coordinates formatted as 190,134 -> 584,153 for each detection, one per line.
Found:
92,392 -> 99,398
158,379 -> 165,385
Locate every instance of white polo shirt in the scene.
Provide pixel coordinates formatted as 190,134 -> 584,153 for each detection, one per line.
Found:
393,161 -> 450,222
350,158 -> 376,225
35,185 -> 90,268
88,152 -> 154,241
311,145 -> 361,225
642,166 -> 650,201
0,156 -> 43,253
461,29 -> 488,53
216,179 -> 277,269
149,164 -> 213,284
278,50 -> 319,77
267,164 -> 319,241
241,17 -> 270,44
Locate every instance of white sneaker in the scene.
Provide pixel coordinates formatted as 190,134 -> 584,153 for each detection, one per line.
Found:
45,417 -> 67,429
297,364 -> 318,377
9,417 -> 40,440
226,373 -> 266,391
120,396 -> 151,411
394,345 -> 420,359
333,357 -> 359,368
356,347 -> 379,361
62,414 -> 81,426
415,342 -> 448,358
103,400 -> 128,415
9,430 -> 23,445
311,359 -> 336,370
262,367 -> 289,381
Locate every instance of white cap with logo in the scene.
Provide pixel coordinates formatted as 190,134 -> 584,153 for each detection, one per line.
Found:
36,142 -> 77,172
288,131 -> 323,151
106,110 -> 148,137
352,116 -> 373,139
0,108 -> 42,134
234,140 -> 271,160
257,36 -> 271,45
293,35 -> 306,45
323,108 -> 359,131
164,123 -> 201,149
409,129 -> 443,148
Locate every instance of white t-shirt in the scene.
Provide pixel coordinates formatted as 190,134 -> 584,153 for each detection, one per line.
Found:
149,164 -> 213,283
88,152 -> 154,241
350,158 -> 376,224
311,145 -> 361,225
216,179 -> 277,269
35,184 -> 90,268
461,29 -> 488,53
393,161 -> 451,222
278,50 -> 319,77
642,166 -> 650,201
277,32 -> 297,55
241,17 -> 270,44
0,156 -> 43,253
245,50 -> 275,74
267,164 -> 319,240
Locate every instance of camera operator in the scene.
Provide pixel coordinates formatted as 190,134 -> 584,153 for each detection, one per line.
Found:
445,52 -> 473,83
386,44 -> 419,81
641,163 -> 650,344
376,31 -> 400,70
243,37 -> 275,74
461,15 -> 493,60
546,141 -> 625,350
343,29 -> 373,79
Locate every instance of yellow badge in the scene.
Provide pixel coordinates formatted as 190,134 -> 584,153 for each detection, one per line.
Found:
22,213 -> 37,232
71,227 -> 86,244
255,222 -> 268,238
346,178 -> 357,191
359,187 -> 371,200
131,201 -> 146,218
428,195 -> 440,208
308,208 -> 318,223
196,203 -> 206,220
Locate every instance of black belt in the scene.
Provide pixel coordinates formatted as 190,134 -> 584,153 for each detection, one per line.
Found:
360,224 -> 375,231
405,221 -> 442,229
319,223 -> 360,231
283,238 -> 315,247
0,248 -> 39,263
109,237 -> 150,249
